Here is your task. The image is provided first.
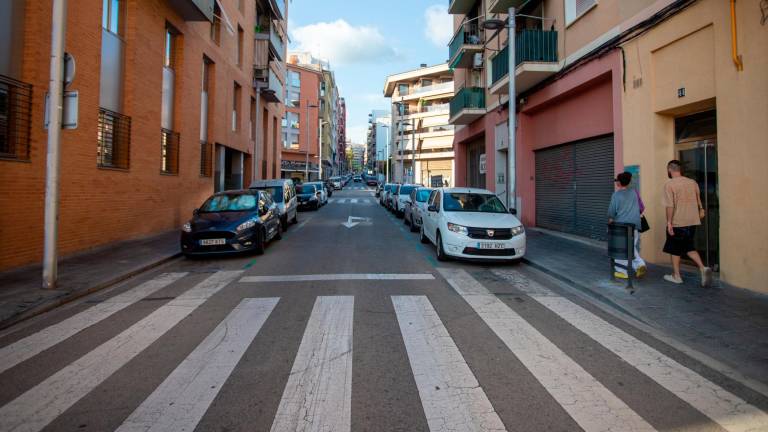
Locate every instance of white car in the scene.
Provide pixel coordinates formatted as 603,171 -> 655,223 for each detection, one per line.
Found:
304,182 -> 328,206
404,187 -> 432,232
394,184 -> 418,218
420,188 -> 525,261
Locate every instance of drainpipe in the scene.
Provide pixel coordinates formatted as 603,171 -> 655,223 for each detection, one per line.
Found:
730,0 -> 744,71
507,6 -> 517,212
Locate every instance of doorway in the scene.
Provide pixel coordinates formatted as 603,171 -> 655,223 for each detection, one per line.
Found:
675,110 -> 719,270
467,138 -> 486,189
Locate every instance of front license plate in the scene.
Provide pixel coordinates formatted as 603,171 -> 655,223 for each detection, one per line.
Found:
477,242 -> 506,249
200,238 -> 226,246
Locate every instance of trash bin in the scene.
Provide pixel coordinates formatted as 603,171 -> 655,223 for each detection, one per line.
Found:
607,222 -> 635,291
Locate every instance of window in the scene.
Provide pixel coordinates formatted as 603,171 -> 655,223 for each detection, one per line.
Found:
102,0 -> 124,35
565,0 -> 597,25
97,107 -> 131,169
421,79 -> 432,88
211,1 -> 221,45
398,83 -> 409,96
289,71 -> 301,87
287,90 -> 300,108
236,25 -> 243,66
232,82 -> 241,131
160,128 -> 179,174
0,76 -> 32,161
200,141 -> 212,177
320,82 -> 326,97
164,27 -> 177,69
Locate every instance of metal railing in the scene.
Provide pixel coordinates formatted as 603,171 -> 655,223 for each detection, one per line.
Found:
449,87 -> 485,118
0,74 -> 32,161
161,128 -> 180,174
411,82 -> 454,96
491,29 -> 558,86
97,108 -> 131,169
449,24 -> 483,62
200,140 -> 212,177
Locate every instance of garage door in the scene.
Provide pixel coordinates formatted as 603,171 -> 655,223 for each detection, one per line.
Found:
535,135 -> 614,240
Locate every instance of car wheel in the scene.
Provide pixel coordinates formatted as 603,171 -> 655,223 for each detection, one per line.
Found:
409,216 -> 418,233
291,212 -> 298,224
436,232 -> 449,262
254,229 -> 266,255
281,216 -> 288,231
420,225 -> 430,244
274,222 -> 283,241
313,202 -> 319,211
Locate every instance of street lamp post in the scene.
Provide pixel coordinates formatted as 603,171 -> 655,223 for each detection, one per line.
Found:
319,119 -> 329,180
382,124 -> 390,182
305,102 -> 319,181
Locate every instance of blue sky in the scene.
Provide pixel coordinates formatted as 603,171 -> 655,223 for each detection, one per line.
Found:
287,0 -> 453,144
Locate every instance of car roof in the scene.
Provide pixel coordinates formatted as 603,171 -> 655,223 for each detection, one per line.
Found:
214,189 -> 260,196
249,179 -> 292,188
438,187 -> 495,194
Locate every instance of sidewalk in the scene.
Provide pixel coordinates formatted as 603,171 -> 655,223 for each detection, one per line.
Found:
0,231 -> 180,329
523,229 -> 768,388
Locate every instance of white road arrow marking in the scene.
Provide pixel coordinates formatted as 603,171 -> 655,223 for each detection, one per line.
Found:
341,216 -> 370,228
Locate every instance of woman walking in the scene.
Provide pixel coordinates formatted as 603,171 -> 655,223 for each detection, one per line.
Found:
608,172 -> 647,278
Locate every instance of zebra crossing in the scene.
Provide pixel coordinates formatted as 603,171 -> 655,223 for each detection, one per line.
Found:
1,269 -> 766,432
328,197 -> 375,205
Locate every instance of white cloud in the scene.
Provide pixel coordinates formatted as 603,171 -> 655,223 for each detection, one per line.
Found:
290,20 -> 399,65
424,5 -> 453,48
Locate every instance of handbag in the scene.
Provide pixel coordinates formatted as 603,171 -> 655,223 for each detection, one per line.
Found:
639,215 -> 650,233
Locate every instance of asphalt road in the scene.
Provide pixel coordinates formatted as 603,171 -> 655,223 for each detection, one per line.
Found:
1,184 -> 767,432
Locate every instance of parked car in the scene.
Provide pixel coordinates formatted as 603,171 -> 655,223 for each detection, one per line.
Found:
375,183 -> 384,197
296,184 -> 321,210
181,190 -> 282,257
330,176 -> 343,190
323,180 -> 334,198
404,187 -> 432,232
249,179 -> 298,230
304,182 -> 329,205
365,176 -> 378,187
387,184 -> 401,211
419,188 -> 526,261
393,184 -> 417,218
379,183 -> 394,206
353,175 -> 362,182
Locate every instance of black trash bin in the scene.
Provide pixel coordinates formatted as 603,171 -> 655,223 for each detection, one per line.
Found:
607,222 -> 635,291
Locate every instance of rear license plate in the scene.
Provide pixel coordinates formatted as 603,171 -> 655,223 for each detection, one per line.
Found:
200,238 -> 226,246
477,242 -> 506,249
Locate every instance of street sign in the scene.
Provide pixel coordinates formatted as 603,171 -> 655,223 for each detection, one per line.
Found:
479,153 -> 487,174
63,52 -> 75,87
44,91 -> 78,129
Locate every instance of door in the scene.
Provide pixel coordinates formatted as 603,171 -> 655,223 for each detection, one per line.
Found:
675,110 -> 719,269
467,139 -> 486,189
424,190 -> 440,241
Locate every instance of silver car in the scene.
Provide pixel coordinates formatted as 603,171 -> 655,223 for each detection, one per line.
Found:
249,179 -> 298,230
404,187 -> 432,232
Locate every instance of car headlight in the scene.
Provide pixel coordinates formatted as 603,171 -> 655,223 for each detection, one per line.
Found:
447,222 -> 469,236
511,225 -> 525,236
309,195 -> 318,201
182,222 -> 192,233
236,219 -> 257,232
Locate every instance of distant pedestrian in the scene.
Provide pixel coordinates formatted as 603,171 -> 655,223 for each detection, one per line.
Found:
662,160 -> 712,286
608,172 -> 647,279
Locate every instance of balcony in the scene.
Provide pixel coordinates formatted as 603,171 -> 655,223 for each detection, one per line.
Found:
269,22 -> 285,61
448,0 -> 478,15
448,24 -> 484,69
261,68 -> 283,103
449,87 -> 485,125
269,0 -> 286,20
166,0 -> 214,21
490,29 -> 559,95
488,0 -> 529,13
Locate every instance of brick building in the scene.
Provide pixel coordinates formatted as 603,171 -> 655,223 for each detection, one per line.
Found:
280,62 -> 322,182
0,0 -> 287,271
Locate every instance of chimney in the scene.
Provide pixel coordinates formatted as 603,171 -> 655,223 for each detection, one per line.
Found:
420,63 -> 427,68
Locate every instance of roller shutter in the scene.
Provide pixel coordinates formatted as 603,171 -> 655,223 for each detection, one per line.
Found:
535,134 -> 614,240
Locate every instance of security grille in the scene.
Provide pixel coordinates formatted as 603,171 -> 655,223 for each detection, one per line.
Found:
97,108 -> 131,169
200,140 -> 213,177
0,75 -> 32,161
161,128 -> 180,174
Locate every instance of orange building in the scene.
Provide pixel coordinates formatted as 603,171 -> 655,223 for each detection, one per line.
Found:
280,62 -> 323,182
0,0 -> 287,271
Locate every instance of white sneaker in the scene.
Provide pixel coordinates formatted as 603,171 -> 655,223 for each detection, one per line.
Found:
664,274 -> 683,284
701,267 -> 713,287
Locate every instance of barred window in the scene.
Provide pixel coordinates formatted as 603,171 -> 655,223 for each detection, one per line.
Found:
97,107 -> 131,169
161,128 -> 179,174
0,75 -> 32,161
200,140 -> 213,177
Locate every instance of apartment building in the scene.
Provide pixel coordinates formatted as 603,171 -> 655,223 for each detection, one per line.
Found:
383,63 -> 455,187
349,143 -> 366,173
366,109 -> 392,179
336,97 -> 347,174
449,0 -> 767,292
0,0 -> 287,272
280,62 -> 322,182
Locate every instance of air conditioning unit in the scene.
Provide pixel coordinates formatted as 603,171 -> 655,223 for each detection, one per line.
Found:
253,66 -> 269,84
472,53 -> 483,69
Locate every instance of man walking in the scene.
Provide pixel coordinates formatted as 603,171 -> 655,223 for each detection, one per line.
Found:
662,160 -> 712,286
608,172 -> 647,278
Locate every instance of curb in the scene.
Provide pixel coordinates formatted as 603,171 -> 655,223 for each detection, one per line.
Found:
0,252 -> 182,332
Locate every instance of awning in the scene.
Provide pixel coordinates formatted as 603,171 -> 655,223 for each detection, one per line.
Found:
449,52 -> 464,70
214,0 -> 235,35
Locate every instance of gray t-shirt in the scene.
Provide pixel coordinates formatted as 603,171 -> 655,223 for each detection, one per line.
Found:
608,189 -> 641,230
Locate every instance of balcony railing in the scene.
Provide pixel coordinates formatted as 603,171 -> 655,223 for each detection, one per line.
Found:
269,22 -> 285,61
491,29 -> 558,85
97,108 -> 131,169
450,87 -> 485,118
411,82 -> 454,96
448,24 -> 483,63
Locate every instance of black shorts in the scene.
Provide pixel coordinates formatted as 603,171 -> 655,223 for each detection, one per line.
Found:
663,226 -> 697,256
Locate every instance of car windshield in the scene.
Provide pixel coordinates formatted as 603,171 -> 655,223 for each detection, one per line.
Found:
399,186 -> 415,196
443,193 -> 507,213
415,189 -> 431,202
253,186 -> 282,203
297,185 -> 316,194
199,193 -> 258,212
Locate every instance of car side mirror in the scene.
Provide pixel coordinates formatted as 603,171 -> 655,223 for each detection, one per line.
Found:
428,205 -> 437,212
509,208 -> 517,215
192,208 -> 199,216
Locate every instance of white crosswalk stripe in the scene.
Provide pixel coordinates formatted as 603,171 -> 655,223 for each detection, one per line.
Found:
393,295 -> 507,432
270,296 -> 354,432
0,272 -> 187,374
438,268 -> 655,432
494,269 -> 768,432
116,297 -> 278,432
0,270 -> 242,432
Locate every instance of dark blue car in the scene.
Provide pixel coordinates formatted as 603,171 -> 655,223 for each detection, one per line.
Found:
181,189 -> 282,256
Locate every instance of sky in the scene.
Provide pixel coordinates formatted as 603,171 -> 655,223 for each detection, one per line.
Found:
286,0 -> 453,145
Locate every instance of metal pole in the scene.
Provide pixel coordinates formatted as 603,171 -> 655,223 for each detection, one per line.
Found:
305,101 -> 309,181
43,0 -> 67,289
254,86 -> 260,181
384,125 -> 390,182
319,121 -> 323,180
507,7 -> 517,212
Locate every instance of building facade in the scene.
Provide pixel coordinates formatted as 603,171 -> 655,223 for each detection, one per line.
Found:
384,63 -> 455,187
336,97 -> 347,175
366,109 -> 391,180
280,62 -> 322,182
449,0 -> 767,292
0,0 -> 287,272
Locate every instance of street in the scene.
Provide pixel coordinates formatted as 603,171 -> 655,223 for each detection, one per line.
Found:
1,185 -> 766,432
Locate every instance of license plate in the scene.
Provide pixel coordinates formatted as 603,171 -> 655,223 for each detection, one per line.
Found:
200,238 -> 226,246
477,242 -> 506,249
